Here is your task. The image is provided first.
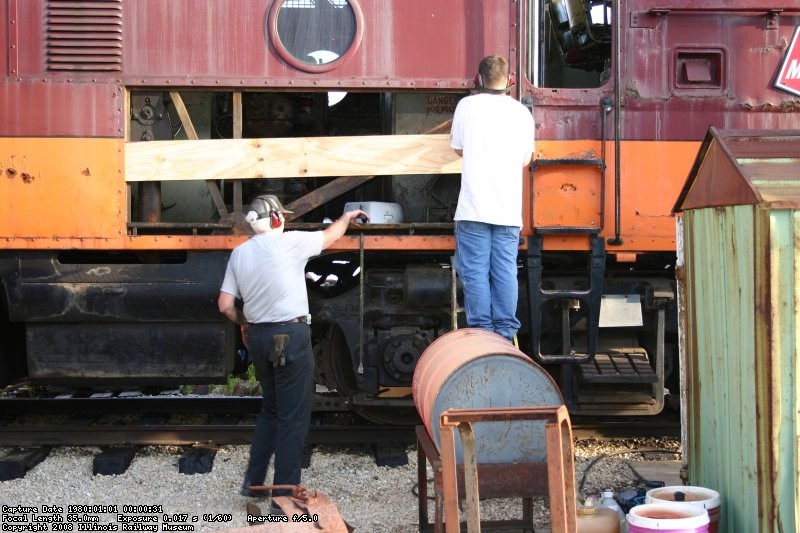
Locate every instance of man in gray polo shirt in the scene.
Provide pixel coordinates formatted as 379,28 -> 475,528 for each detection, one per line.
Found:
218,194 -> 367,509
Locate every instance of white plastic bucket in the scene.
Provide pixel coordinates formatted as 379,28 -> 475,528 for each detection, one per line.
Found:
646,486 -> 720,533
627,503 -> 709,533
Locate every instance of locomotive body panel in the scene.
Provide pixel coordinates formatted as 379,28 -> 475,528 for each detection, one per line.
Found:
1,138 -> 124,241
121,0 -> 511,89
1,0 -> 799,415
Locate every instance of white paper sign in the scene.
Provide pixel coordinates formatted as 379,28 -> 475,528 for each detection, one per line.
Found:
599,294 -> 643,328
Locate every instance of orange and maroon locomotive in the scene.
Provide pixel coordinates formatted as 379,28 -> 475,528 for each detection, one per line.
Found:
1,0 -> 798,421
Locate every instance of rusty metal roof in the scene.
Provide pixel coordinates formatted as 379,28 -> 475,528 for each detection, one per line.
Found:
675,127 -> 800,212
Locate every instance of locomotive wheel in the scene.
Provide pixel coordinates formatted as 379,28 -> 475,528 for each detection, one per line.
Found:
315,325 -> 356,395
316,325 -> 420,426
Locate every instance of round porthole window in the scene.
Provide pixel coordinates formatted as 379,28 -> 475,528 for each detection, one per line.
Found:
267,0 -> 364,73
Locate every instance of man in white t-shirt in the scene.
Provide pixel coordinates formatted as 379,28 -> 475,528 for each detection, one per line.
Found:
218,195 -> 367,510
450,55 -> 535,342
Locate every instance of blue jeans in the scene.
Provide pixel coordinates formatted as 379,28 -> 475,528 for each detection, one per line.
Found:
243,322 -> 314,497
455,220 -> 521,341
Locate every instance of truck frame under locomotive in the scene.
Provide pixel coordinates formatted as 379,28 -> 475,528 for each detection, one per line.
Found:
1,0 -> 799,422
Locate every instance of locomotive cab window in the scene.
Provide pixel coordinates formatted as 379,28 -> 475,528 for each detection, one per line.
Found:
267,0 -> 364,73
535,0 -> 612,88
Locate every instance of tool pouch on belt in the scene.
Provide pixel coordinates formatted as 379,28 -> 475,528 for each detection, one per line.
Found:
271,334 -> 290,367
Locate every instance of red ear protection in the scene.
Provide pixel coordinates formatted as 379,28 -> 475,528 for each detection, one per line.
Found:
270,211 -> 281,229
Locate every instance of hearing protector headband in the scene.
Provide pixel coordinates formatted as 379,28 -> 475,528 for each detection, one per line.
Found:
474,72 -> 515,94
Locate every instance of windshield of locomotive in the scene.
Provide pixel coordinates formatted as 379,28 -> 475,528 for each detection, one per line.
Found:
536,0 -> 612,88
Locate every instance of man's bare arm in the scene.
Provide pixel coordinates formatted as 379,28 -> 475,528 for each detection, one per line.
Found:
322,209 -> 369,249
218,291 -> 245,325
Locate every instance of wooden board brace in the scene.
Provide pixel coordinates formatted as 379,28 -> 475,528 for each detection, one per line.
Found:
125,133 -> 461,183
282,120 -> 454,220
133,96 -> 458,222
169,91 -> 242,220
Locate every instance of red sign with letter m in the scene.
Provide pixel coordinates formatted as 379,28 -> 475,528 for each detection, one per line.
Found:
776,27 -> 800,97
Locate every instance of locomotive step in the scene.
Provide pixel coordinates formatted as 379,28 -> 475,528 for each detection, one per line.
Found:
578,350 -> 658,384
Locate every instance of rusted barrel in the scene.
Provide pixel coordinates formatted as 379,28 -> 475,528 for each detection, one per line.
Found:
412,328 -> 563,464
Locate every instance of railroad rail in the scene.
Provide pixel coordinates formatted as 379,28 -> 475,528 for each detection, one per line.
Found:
0,393 -> 409,446
0,423 -> 414,448
0,417 -> 679,446
0,398 -> 679,448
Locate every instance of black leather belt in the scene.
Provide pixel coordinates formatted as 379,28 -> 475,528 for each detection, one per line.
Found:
248,316 -> 307,326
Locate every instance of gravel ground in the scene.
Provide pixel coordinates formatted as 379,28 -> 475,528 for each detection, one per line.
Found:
0,437 -> 680,532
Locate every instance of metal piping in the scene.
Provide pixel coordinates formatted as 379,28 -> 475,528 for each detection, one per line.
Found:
608,0 -> 623,246
517,0 -> 524,100
450,257 -> 459,331
357,232 -> 365,374
600,96 -> 612,231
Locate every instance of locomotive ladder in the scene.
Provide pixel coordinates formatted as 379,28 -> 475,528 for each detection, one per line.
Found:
527,156 -> 608,368
528,156 -> 635,412
526,228 -> 605,367
526,158 -> 664,414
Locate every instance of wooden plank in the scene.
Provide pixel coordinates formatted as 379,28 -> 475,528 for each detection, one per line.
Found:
233,180 -> 242,214
168,91 -> 198,140
124,134 -> 461,182
232,92 -> 242,139
629,460 -> 683,487
93,446 -> 136,476
169,91 -> 227,217
283,120 -> 455,219
207,179 -> 228,218
424,119 -> 454,135
0,447 -> 51,480
285,175 -> 373,221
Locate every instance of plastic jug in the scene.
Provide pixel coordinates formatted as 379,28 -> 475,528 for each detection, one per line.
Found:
577,504 -> 621,533
600,490 -> 628,532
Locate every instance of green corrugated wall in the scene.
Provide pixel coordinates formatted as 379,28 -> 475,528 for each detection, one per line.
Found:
683,204 -> 799,532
